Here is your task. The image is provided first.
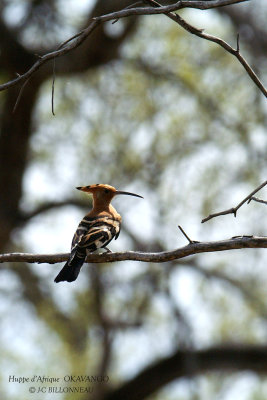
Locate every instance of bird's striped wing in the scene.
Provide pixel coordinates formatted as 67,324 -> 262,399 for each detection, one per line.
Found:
55,215 -> 121,283
71,215 -> 121,254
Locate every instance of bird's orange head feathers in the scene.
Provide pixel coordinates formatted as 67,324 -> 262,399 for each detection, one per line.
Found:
76,184 -> 143,206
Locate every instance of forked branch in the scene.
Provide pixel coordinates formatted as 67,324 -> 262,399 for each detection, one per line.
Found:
202,180 -> 267,223
0,0 -> 266,98
248,196 -> 267,206
144,0 -> 266,97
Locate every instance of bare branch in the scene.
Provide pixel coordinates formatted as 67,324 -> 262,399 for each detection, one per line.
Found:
202,180 -> 267,223
248,196 -> 267,206
12,77 -> 30,113
18,199 -> 88,225
236,32 -> 240,53
1,0 -> 265,99
1,236 -> 266,265
51,58 -> 56,116
178,225 -> 199,244
103,345 -> 267,400
0,19 -> 100,92
124,225 -> 267,321
145,0 -> 267,97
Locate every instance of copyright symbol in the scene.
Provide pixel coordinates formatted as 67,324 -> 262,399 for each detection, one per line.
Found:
29,387 -> 36,393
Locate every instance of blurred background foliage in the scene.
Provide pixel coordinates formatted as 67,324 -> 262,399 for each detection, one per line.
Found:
0,0 -> 267,399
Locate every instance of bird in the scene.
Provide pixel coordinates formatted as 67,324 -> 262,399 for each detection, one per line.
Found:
54,184 -> 143,283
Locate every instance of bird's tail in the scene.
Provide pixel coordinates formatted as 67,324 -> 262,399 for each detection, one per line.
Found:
54,251 -> 85,283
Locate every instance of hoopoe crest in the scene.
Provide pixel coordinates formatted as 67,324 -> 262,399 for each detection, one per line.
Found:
54,184 -> 143,283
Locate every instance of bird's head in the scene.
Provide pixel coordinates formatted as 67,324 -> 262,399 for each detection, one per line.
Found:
76,184 -> 143,205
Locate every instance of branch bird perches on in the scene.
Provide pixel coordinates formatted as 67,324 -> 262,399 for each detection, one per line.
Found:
1,236 -> 267,265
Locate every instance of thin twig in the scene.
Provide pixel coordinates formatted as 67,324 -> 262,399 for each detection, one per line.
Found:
12,77 -> 30,113
0,236 -> 266,265
202,180 -> 267,223
248,196 -> 267,206
236,32 -> 240,53
51,30 -> 87,116
52,58 -> 56,116
178,225 -> 199,244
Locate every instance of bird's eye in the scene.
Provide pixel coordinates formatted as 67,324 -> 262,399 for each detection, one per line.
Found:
104,189 -> 110,193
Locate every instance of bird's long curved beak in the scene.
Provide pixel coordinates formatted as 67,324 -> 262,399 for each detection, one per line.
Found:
115,191 -> 143,199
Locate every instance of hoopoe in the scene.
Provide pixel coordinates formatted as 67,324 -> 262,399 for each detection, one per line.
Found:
54,184 -> 143,283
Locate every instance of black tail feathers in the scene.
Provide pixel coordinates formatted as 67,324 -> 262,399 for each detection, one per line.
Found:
54,253 -> 85,283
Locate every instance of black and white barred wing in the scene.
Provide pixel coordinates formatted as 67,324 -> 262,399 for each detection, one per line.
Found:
54,216 -> 121,283
71,216 -> 121,254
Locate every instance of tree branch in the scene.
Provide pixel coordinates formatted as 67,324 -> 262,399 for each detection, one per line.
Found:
185,261 -> 267,319
202,180 -> 267,223
249,196 -> 267,206
144,0 -> 266,97
1,0 -> 265,99
103,345 -> 267,400
1,236 -> 266,265
18,199 -> 88,225
0,19 -> 100,92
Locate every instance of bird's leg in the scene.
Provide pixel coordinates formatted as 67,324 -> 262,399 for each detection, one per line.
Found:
102,247 -> 112,253
86,248 -> 92,256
